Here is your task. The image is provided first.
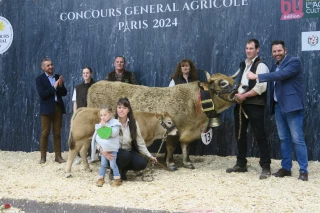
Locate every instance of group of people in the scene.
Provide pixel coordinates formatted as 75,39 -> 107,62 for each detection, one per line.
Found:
227,39 -> 308,181
35,38 -> 309,188
36,56 -> 157,187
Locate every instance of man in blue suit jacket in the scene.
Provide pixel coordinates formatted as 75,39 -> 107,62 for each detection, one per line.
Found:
247,40 -> 308,181
36,58 -> 67,164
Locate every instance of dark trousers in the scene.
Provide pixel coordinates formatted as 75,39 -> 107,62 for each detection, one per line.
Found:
40,103 -> 63,158
234,104 -> 271,168
116,148 -> 148,171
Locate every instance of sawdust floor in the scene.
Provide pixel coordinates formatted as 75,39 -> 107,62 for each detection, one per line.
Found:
1,151 -> 320,213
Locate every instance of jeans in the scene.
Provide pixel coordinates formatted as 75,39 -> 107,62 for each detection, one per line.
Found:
100,151 -> 120,178
275,104 -> 308,173
234,104 -> 271,168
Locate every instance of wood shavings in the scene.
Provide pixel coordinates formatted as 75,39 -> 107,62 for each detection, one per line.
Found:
1,151 -> 320,212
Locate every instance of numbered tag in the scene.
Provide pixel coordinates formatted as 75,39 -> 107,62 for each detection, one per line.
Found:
201,128 -> 212,145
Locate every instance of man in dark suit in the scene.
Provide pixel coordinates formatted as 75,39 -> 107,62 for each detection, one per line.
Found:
247,40 -> 308,181
36,58 -> 67,164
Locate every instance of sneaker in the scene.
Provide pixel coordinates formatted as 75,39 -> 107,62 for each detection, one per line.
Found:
96,178 -> 105,187
111,179 -> 122,187
259,167 -> 271,180
226,165 -> 248,173
272,168 -> 291,177
72,156 -> 82,166
298,172 -> 308,181
87,156 -> 93,164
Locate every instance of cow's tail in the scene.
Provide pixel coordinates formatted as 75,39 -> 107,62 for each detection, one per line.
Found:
68,109 -> 82,150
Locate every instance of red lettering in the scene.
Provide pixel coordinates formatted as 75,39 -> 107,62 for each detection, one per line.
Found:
292,0 -> 303,13
281,0 -> 291,15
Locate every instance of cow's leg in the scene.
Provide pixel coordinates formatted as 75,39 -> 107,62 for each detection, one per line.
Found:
180,142 -> 195,169
65,148 -> 77,178
165,136 -> 179,171
80,139 -> 92,172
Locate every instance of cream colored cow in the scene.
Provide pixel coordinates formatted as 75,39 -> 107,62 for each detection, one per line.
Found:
87,71 -> 240,170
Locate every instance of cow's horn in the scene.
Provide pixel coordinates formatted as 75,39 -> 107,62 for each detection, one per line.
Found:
230,68 -> 241,79
203,70 -> 212,82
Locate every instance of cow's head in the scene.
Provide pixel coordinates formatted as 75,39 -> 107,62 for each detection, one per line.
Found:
156,112 -> 178,137
198,69 -> 241,113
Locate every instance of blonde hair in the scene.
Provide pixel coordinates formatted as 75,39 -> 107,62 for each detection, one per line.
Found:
100,105 -> 113,114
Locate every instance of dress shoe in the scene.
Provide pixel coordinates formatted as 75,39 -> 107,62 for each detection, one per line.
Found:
96,178 -> 105,187
298,172 -> 308,181
272,168 -> 291,177
39,157 -> 46,164
226,165 -> 248,173
55,156 -> 66,164
259,167 -> 271,180
111,179 -> 122,187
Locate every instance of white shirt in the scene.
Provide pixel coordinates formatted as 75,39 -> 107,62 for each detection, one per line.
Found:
169,79 -> 175,87
72,88 -> 76,102
240,56 -> 269,95
120,118 -> 152,158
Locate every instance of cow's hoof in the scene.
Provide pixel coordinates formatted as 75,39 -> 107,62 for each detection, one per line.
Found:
85,168 -> 92,172
66,173 -> 72,178
167,165 -> 178,171
184,164 -> 195,169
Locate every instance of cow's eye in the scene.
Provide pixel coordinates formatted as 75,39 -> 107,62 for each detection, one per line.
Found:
220,80 -> 228,87
167,122 -> 172,125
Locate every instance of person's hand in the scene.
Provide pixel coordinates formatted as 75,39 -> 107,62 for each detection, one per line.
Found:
58,76 -> 64,86
100,120 -> 106,126
100,150 -> 114,161
150,156 -> 158,164
54,79 -> 60,89
234,93 -> 246,104
246,71 -> 258,80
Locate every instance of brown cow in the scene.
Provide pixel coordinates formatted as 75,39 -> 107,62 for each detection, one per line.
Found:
65,107 -> 177,177
87,71 -> 240,171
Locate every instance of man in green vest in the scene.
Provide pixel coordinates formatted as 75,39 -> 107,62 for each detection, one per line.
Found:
105,56 -> 137,84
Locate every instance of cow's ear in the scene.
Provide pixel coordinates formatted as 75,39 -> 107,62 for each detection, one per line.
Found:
164,112 -> 169,117
199,82 -> 209,91
155,113 -> 162,119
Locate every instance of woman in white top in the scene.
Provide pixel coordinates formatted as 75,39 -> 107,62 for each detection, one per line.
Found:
104,97 -> 157,180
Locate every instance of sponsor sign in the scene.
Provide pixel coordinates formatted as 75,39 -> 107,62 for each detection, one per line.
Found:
302,31 -> 320,51
281,0 -> 320,20
0,16 -> 13,54
304,0 -> 320,18
59,0 -> 250,32
280,0 -> 304,20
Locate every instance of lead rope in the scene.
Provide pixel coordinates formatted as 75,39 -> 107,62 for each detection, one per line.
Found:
237,104 -> 248,140
141,136 -> 170,182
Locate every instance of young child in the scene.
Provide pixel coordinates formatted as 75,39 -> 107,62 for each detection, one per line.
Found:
91,106 -> 122,187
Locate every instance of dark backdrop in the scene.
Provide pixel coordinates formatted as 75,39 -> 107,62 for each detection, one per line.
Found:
0,0 -> 319,161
